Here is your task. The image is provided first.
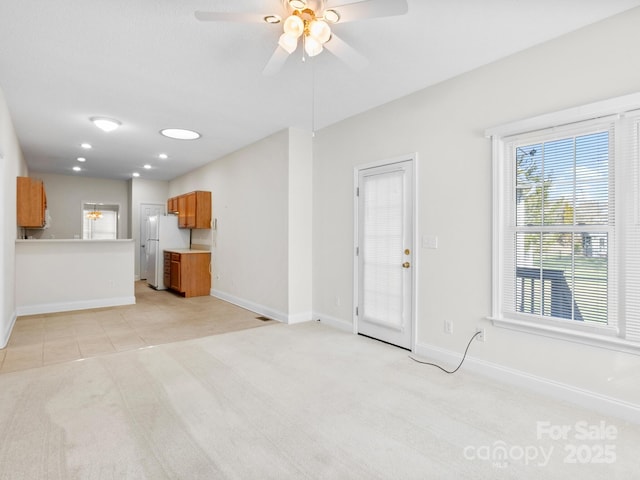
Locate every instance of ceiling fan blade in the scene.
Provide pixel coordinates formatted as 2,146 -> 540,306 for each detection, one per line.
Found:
195,11 -> 267,23
330,0 -> 408,23
263,46 -> 291,76
324,33 -> 368,71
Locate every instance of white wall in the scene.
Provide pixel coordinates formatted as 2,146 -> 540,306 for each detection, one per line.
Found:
15,240 -> 135,315
170,129 -> 291,319
288,128 -> 313,321
0,85 -> 28,348
26,172 -> 130,240
129,178 -> 169,279
313,8 -> 640,408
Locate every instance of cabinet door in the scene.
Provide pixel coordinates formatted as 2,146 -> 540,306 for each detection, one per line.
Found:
169,197 -> 179,213
177,195 -> 187,228
194,191 -> 212,229
185,192 -> 197,228
170,253 -> 182,291
17,177 -> 46,228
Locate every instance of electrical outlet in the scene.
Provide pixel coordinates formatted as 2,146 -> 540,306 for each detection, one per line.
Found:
445,320 -> 453,334
476,327 -> 485,342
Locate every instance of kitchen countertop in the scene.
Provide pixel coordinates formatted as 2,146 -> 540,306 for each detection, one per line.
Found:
164,248 -> 210,254
16,239 -> 134,243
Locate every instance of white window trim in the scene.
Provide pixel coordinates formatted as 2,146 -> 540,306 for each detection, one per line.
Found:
486,92 -> 640,355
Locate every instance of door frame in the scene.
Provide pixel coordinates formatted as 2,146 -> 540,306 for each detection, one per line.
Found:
353,153 -> 418,351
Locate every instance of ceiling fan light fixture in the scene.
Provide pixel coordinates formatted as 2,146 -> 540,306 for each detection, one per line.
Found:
309,19 -> 331,43
278,32 -> 299,53
304,35 -> 323,57
90,117 -> 121,133
283,14 -> 304,37
323,9 -> 340,23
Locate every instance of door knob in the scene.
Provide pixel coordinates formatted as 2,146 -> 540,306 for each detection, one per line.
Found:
402,262 -> 411,268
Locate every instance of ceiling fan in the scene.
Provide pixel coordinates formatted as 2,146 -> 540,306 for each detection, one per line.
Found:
195,0 -> 409,75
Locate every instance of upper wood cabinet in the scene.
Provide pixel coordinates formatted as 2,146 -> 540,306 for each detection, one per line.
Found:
177,195 -> 188,228
167,196 -> 178,214
169,191 -> 211,229
17,176 -> 47,228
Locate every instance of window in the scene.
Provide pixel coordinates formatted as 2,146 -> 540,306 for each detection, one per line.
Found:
82,203 -> 119,240
488,94 -> 640,352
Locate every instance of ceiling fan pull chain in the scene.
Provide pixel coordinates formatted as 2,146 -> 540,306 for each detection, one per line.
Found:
302,35 -> 307,62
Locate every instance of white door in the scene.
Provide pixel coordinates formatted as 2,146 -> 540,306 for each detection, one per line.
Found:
139,203 -> 165,280
356,159 -> 414,349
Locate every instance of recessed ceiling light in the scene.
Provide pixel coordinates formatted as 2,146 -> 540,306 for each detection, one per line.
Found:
132,172 -> 140,177
143,164 -> 152,169
160,128 -> 201,140
91,117 -> 121,132
81,143 -> 92,149
73,166 -> 82,172
158,153 -> 168,160
77,157 -> 86,162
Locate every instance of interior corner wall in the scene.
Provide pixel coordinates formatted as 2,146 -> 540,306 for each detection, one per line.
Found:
169,130 -> 290,319
130,178 -> 169,280
312,7 -> 640,406
287,128 -> 313,321
0,84 -> 28,348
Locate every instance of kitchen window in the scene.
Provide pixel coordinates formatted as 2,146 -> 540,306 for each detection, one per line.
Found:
82,203 -> 119,240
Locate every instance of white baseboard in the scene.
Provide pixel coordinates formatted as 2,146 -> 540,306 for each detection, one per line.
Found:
211,289 -> 312,325
1,311 -> 17,349
414,341 -> 640,425
313,311 -> 354,333
16,296 -> 136,317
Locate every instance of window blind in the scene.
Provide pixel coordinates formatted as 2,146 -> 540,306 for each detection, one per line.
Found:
361,170 -> 404,328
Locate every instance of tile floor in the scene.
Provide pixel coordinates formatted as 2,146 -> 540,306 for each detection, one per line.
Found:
0,281 -> 274,374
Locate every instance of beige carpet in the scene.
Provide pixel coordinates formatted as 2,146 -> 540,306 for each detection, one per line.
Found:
0,321 -> 638,479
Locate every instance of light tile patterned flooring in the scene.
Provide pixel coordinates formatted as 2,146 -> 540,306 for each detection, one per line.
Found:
0,281 -> 274,374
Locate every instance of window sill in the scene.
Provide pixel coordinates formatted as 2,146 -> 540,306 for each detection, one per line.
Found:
488,316 -> 640,356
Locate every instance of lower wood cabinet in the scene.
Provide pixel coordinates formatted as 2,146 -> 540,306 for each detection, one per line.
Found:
164,250 -> 211,298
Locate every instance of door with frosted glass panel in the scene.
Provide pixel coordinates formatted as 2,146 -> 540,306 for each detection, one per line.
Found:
357,160 -> 414,349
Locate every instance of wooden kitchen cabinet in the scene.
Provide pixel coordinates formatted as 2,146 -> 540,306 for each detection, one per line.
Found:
167,196 -> 178,214
163,251 -> 171,288
177,195 -> 187,228
172,191 -> 211,229
17,176 -> 47,228
164,250 -> 211,297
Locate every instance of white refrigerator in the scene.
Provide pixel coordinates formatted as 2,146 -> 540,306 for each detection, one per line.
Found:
146,215 -> 190,289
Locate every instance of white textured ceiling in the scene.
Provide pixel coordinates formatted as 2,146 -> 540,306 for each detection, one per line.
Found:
1,0 -> 639,181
